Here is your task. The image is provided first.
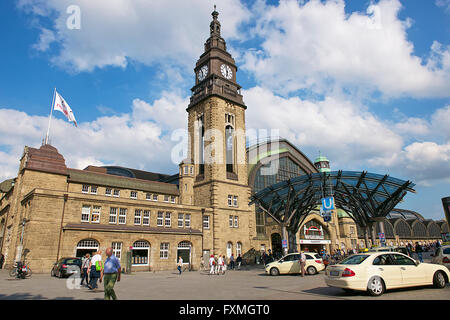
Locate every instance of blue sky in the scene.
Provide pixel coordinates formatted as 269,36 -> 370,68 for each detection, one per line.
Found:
0,0 -> 449,220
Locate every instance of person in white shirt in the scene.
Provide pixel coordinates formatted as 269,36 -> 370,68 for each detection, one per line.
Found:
177,257 -> 183,275
209,255 -> 215,275
217,255 -> 225,275
299,251 -> 306,277
88,250 -> 103,289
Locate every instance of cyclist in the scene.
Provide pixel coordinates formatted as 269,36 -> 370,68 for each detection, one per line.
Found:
16,261 -> 26,279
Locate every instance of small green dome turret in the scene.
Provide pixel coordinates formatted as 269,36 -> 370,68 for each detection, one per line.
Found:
314,152 -> 331,173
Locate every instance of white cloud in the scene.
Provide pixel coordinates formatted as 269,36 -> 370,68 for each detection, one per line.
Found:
18,0 -> 250,72
242,0 -> 450,98
244,86 -> 403,167
0,92 -> 189,181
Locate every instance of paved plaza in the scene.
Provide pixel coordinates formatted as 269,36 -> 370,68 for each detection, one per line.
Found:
0,262 -> 449,300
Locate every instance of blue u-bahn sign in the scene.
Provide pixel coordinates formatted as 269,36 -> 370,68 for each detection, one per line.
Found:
322,197 -> 335,211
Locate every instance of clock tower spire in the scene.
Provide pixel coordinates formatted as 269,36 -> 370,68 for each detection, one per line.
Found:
188,6 -> 245,110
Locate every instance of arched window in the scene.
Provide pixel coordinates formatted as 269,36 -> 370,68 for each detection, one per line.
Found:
254,157 -> 306,193
442,223 -> 449,234
394,220 -> 412,237
236,242 -> 242,256
226,242 -> 233,258
412,222 -> 427,238
76,239 -> 99,258
132,240 -> 150,266
225,125 -> 234,173
376,221 -> 395,238
300,220 -> 330,240
428,223 -> 441,238
197,114 -> 205,175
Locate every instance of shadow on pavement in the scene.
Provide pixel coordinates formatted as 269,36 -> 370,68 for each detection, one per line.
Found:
0,293 -> 49,300
301,286 -> 362,298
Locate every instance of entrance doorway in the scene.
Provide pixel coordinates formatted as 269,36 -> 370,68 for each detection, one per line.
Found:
75,239 -> 99,258
300,244 -> 323,253
271,233 -> 282,259
177,241 -> 191,266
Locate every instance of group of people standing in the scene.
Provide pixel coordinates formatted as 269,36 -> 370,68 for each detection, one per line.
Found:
205,253 -> 243,275
80,247 -> 121,300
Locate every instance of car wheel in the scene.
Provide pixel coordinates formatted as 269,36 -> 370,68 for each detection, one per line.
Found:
433,271 -> 446,289
270,267 -> 280,276
307,266 -> 317,275
367,276 -> 385,297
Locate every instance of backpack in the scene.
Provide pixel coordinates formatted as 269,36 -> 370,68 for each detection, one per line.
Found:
95,260 -> 103,271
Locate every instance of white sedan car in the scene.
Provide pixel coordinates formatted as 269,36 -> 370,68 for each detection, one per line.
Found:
265,252 -> 325,276
324,252 -> 450,296
431,245 -> 450,271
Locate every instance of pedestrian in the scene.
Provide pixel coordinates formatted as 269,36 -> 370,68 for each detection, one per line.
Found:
236,254 -> 242,270
100,247 -> 121,300
415,242 -> 423,263
209,254 -> 215,275
214,255 -> 219,274
261,251 -> 267,265
177,256 -> 183,275
0,253 -> 4,269
88,250 -> 103,290
80,253 -> 91,287
218,255 -> 225,275
200,256 -> 205,271
322,250 -> 329,269
229,254 -> 235,270
299,251 -> 306,277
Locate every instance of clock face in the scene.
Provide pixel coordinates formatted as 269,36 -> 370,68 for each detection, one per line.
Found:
220,64 -> 233,80
197,65 -> 208,81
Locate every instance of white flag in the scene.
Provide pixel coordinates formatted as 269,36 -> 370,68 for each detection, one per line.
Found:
54,91 -> 77,127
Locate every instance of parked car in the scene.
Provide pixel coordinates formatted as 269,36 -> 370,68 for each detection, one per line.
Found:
431,245 -> 450,271
367,246 -> 408,255
265,252 -> 325,276
324,252 -> 450,296
51,257 -> 82,278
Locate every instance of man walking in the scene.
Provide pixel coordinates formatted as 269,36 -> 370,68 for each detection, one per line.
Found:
299,251 -> 306,277
229,254 -> 235,270
88,250 -> 102,290
415,242 -> 423,263
236,254 -> 242,270
100,247 -> 121,300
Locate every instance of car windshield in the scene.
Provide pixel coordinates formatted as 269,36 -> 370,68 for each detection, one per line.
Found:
65,258 -> 80,264
339,255 -> 369,265
443,248 -> 450,255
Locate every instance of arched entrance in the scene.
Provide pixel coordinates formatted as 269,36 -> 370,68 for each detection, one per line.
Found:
177,241 -> 191,265
271,233 -> 282,258
76,239 -> 99,258
299,220 -> 331,253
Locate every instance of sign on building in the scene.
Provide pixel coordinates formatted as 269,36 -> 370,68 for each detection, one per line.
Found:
322,197 -> 335,211
282,239 -> 288,248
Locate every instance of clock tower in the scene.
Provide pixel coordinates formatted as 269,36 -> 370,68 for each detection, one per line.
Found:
187,7 -> 255,256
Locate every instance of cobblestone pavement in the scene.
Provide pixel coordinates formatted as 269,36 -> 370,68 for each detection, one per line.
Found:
0,262 -> 449,300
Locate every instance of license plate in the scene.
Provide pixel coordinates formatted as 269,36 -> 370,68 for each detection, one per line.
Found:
330,271 -> 339,277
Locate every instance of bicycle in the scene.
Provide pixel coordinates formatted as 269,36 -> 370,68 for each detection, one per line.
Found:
9,261 -> 32,279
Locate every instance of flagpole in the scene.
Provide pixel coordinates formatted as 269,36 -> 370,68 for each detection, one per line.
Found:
44,88 -> 56,145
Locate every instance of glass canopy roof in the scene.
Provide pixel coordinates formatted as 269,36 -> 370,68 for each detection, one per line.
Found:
249,170 -> 416,233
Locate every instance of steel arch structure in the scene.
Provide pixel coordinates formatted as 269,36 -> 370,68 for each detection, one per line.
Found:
249,170 -> 416,253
